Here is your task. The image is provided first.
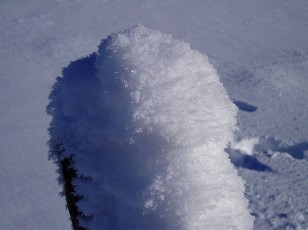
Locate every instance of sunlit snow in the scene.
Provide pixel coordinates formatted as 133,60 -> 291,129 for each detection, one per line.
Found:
48,25 -> 253,230
1,0 -> 307,229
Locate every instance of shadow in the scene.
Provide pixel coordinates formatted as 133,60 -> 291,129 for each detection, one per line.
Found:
47,48 -> 169,229
276,142 -> 308,160
47,53 -> 98,230
227,148 -> 273,172
233,100 -> 257,112
255,138 -> 308,160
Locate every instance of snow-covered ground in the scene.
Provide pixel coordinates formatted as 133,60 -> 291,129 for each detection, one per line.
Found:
0,0 -> 307,229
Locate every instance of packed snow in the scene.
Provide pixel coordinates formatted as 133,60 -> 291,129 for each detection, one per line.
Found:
48,25 -> 253,229
1,0 -> 307,229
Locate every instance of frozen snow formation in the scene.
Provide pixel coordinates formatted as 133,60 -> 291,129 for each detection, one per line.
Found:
48,25 -> 253,230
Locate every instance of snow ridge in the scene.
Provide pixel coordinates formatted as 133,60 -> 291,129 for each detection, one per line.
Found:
48,25 -> 253,230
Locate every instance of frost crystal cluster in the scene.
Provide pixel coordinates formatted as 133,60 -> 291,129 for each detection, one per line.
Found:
48,25 -> 253,230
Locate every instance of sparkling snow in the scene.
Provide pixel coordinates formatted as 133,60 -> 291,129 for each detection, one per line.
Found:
1,0 -> 307,229
48,25 -> 253,229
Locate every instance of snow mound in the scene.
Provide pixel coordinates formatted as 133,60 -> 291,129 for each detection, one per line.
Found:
48,25 -> 253,230
231,138 -> 259,156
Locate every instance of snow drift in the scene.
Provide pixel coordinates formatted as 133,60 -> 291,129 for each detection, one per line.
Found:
48,25 -> 253,229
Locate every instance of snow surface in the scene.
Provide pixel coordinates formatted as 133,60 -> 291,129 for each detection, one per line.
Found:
48,25 -> 253,229
1,0 -> 307,229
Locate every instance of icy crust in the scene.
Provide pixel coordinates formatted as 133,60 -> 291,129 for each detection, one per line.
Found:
48,25 -> 253,229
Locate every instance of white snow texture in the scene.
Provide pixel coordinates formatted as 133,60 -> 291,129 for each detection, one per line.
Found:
48,25 -> 253,229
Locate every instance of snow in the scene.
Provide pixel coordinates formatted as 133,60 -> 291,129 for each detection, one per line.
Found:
239,154 -> 308,229
0,0 -> 307,229
48,25 -> 253,229
231,138 -> 259,156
